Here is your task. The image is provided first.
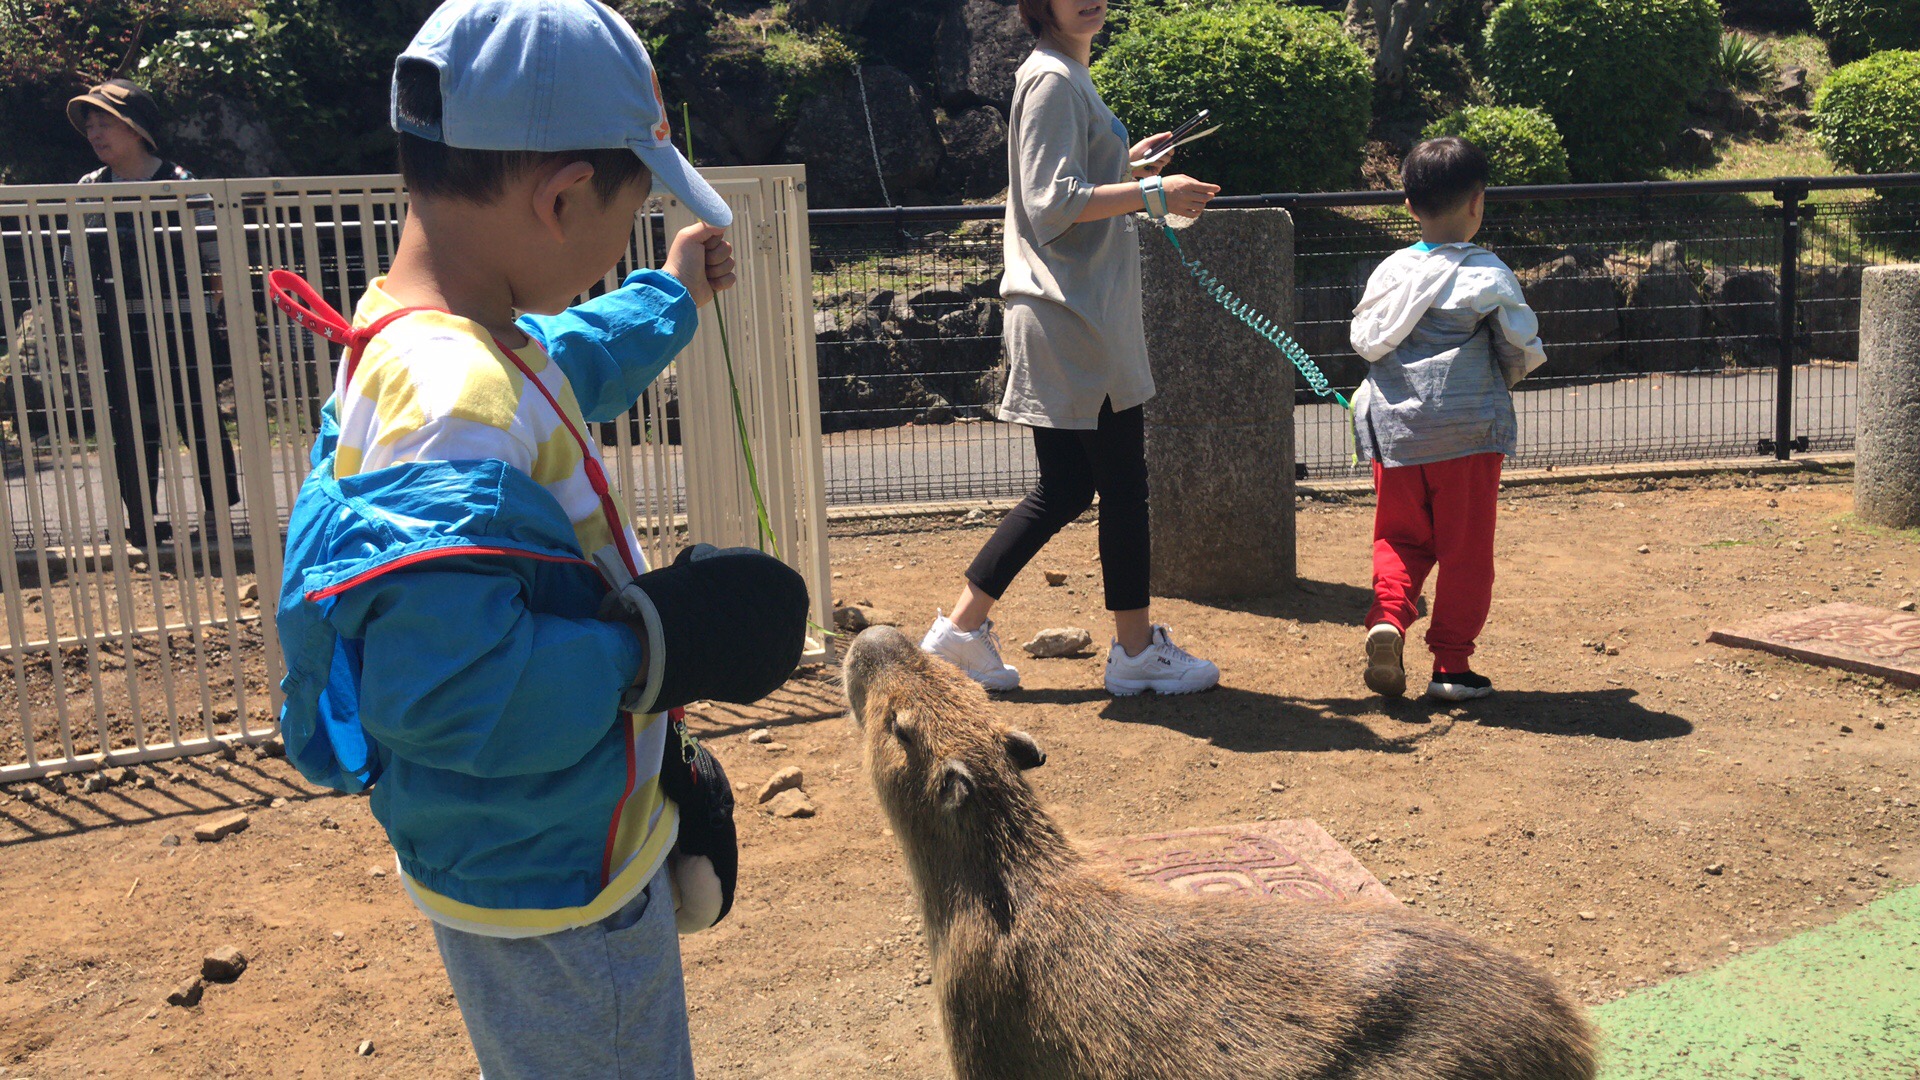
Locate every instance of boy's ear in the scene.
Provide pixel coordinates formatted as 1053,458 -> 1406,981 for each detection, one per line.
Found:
531,160 -> 599,243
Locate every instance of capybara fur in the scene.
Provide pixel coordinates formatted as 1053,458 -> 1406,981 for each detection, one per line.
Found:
843,626 -> 1598,1080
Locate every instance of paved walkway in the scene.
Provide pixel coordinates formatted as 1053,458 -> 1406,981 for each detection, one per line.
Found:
1596,885 -> 1920,1078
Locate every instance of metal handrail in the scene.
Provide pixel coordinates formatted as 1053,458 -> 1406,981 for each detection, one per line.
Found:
804,172 -> 1920,223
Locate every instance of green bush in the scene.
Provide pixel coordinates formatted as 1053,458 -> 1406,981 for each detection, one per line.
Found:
1718,0 -> 1812,29
1813,50 -> 1920,176
1810,0 -> 1920,64
1482,0 -> 1720,181
1423,105 -> 1571,186
1713,32 -> 1774,90
1093,4 -> 1371,194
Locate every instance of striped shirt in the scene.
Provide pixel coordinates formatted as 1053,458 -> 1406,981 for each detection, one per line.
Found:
338,277 -> 674,937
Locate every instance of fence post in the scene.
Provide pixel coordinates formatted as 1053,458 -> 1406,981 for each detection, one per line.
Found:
1772,183 -> 1804,461
1855,265 -> 1920,528
1137,209 -> 1296,599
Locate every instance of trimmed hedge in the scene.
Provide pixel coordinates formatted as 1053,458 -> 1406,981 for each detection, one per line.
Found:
1423,105 -> 1572,186
1093,4 -> 1371,194
1810,0 -> 1920,64
1813,50 -> 1920,176
1482,0 -> 1720,181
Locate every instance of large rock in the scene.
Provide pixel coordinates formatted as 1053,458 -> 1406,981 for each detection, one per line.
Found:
1702,267 -> 1781,367
1519,254 -> 1621,377
936,0 -> 1032,109
937,106 -> 1009,199
1293,267 -> 1371,397
659,42 -> 791,167
1856,265 -> 1920,529
164,95 -> 288,178
779,66 -> 941,207
1619,247 -> 1709,372
0,307 -> 96,442
1140,209 -> 1296,599
785,0 -> 876,29
1801,263 -> 1863,362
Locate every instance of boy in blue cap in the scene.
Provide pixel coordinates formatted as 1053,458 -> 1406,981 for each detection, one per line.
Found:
273,2 -> 808,1075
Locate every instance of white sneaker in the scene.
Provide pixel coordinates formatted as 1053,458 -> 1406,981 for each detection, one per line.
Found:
1364,623 -> 1406,698
1105,625 -> 1219,696
920,612 -> 1020,691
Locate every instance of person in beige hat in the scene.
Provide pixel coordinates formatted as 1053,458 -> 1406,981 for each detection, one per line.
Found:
65,79 -> 239,548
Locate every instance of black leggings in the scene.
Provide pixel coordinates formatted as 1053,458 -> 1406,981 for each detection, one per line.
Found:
99,311 -> 240,541
966,400 -> 1150,612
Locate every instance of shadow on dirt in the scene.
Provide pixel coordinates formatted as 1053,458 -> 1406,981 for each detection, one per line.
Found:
1006,683 -> 1691,753
1200,579 -> 1384,628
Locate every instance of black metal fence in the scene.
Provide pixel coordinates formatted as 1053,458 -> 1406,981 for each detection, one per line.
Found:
809,174 -> 1920,503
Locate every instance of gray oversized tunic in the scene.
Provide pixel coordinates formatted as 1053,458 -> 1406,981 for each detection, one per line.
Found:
998,47 -> 1153,430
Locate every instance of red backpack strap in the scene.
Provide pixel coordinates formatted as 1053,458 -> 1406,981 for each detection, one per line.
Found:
267,269 -> 433,391
489,335 -> 643,582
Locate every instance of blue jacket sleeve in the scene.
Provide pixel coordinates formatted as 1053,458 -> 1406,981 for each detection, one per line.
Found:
516,269 -> 699,424
326,567 -> 646,778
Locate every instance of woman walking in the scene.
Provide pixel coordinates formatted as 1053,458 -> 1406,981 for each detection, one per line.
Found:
920,0 -> 1221,695
67,79 -> 240,549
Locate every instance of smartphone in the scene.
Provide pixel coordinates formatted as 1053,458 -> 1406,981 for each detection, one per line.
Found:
1166,108 -> 1211,145
1134,109 -> 1210,167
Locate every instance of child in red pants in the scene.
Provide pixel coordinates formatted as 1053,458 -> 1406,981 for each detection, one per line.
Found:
1347,137 -> 1546,701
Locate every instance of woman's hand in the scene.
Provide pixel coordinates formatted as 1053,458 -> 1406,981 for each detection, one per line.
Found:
1160,174 -> 1221,218
1129,132 -> 1172,178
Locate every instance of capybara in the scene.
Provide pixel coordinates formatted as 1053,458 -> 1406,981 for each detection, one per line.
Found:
843,625 -> 1597,1080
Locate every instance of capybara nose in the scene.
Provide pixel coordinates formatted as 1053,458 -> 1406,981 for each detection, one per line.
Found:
843,625 -> 917,722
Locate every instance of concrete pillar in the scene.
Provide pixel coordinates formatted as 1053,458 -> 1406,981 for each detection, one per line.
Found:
1857,265 -> 1920,529
1138,209 -> 1295,600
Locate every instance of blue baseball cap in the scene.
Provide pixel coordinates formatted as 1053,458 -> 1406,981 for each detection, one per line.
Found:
393,0 -> 731,227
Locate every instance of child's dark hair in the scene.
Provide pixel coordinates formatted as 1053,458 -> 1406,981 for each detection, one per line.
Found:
1017,0 -> 1057,36
1401,136 -> 1490,217
394,59 -> 649,203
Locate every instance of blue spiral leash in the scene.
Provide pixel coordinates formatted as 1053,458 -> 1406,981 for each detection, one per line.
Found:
1156,222 -> 1351,410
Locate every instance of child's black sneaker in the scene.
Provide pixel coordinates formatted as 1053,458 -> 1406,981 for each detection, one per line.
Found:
1427,670 -> 1494,702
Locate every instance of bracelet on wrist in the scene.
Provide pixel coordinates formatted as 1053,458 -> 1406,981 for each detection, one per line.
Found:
1139,175 -> 1167,222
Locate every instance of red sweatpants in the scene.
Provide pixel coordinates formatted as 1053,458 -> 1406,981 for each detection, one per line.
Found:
1368,452 -> 1502,673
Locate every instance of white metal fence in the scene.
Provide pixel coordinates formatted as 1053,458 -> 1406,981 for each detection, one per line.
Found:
0,165 -> 828,783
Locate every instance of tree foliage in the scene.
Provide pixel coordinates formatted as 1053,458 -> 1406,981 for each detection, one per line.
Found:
1481,0 -> 1720,181
1093,3 -> 1371,194
1812,50 -> 1920,176
1423,104 -> 1570,186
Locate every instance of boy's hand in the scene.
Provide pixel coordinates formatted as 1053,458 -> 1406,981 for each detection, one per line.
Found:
663,223 -> 737,309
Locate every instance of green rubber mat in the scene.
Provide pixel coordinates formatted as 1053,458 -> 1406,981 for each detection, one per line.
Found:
1596,886 -> 1920,1078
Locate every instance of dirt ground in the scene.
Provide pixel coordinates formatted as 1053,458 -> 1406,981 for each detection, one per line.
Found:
3,469 -> 1917,1079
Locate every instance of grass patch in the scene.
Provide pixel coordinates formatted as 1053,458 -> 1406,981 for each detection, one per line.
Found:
1838,513 -> 1920,546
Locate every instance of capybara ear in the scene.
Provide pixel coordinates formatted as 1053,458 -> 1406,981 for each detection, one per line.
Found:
938,759 -> 975,810
1004,730 -> 1046,770
892,708 -> 918,738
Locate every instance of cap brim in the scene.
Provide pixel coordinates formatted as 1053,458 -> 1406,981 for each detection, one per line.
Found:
631,141 -> 732,228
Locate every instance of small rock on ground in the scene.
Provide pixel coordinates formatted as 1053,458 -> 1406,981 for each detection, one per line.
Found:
357,1040 -> 375,1057
1043,570 -> 1068,586
167,978 -> 204,1007
1023,627 -> 1093,658
746,729 -> 773,744
767,789 -> 817,819
202,946 -> 248,982
193,812 -> 250,843
757,766 -> 804,804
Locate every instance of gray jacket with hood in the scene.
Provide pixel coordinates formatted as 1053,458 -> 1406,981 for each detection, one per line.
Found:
1349,242 -> 1547,467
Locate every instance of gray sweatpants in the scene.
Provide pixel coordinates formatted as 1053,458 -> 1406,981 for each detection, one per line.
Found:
431,866 -> 697,1080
